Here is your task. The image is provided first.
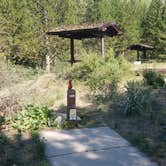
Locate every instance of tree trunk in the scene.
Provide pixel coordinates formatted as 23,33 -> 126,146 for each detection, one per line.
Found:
36,0 -> 50,73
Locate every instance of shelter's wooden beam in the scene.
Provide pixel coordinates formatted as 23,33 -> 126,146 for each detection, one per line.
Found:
70,38 -> 75,65
101,36 -> 104,56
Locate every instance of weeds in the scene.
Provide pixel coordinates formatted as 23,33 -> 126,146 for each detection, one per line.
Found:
13,105 -> 56,132
31,131 -> 46,160
143,69 -> 165,88
124,81 -> 153,116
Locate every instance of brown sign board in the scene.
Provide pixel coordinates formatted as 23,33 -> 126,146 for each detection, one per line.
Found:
67,89 -> 76,120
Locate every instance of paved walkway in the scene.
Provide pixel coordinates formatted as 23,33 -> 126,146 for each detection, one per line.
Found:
40,127 -> 158,166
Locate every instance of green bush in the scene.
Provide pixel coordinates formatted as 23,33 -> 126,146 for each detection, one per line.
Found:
13,105 -> 56,131
0,115 -> 5,128
143,70 -> 165,88
66,53 -> 99,81
124,81 -> 152,116
66,52 -> 131,97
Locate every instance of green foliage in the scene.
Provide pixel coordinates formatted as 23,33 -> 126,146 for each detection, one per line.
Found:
13,105 -> 56,131
31,131 -> 45,160
124,81 -> 152,116
0,0 -> 44,66
85,0 -> 144,52
66,52 -> 131,96
131,133 -> 166,157
142,0 -> 166,56
0,134 -> 8,145
131,134 -> 151,152
31,130 -> 50,165
143,70 -> 165,88
66,53 -> 98,81
0,0 -> 165,68
62,121 -> 76,129
0,115 -> 5,128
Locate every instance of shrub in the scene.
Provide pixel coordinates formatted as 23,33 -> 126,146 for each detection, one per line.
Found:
65,53 -> 100,81
124,81 -> 152,116
13,105 -> 56,131
143,70 -> 165,88
87,60 -> 120,96
66,52 -> 131,97
0,115 -> 5,128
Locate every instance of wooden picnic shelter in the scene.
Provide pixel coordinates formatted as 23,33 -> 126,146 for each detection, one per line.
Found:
127,44 -> 154,61
47,22 -> 123,64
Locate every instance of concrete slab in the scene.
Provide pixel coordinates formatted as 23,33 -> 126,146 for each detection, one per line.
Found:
49,147 -> 157,166
40,127 -> 158,166
40,127 -> 129,157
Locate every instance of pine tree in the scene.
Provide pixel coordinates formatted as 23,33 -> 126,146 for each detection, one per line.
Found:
158,1 -> 166,55
0,0 -> 43,66
142,0 -> 165,55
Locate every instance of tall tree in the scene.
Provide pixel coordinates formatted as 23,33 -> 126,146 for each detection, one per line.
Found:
0,0 -> 43,66
142,0 -> 165,55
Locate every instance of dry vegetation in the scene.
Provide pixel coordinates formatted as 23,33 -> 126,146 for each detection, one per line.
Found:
0,62 -> 67,166
0,59 -> 166,166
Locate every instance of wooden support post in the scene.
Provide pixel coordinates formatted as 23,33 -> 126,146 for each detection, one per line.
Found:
143,50 -> 146,60
100,36 -> 104,56
70,38 -> 75,65
137,50 -> 140,61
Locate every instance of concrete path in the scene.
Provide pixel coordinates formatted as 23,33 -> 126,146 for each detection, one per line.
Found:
40,127 -> 158,166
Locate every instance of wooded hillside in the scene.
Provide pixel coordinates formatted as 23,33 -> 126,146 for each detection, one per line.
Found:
0,0 -> 165,69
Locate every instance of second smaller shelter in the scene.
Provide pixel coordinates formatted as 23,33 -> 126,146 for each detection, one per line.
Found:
127,44 -> 154,61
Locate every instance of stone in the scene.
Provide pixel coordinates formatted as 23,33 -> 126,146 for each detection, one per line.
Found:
54,115 -> 65,128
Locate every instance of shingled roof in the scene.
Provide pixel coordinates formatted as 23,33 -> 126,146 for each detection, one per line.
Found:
47,22 -> 123,39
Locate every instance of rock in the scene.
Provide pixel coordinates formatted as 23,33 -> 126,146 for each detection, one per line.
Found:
56,112 -> 81,121
54,115 -> 65,128
54,114 -> 81,128
76,116 -> 81,121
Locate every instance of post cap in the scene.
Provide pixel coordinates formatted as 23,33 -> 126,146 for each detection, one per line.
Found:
68,80 -> 72,89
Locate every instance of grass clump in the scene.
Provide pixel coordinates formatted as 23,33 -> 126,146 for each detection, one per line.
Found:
124,81 -> 153,116
13,105 -> 56,132
31,131 -> 50,165
143,69 -> 165,88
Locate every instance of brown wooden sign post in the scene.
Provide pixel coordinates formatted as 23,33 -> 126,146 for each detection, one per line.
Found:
67,80 -> 77,121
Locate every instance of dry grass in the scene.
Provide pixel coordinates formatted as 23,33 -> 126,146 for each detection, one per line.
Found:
0,74 -> 67,116
133,62 -> 166,76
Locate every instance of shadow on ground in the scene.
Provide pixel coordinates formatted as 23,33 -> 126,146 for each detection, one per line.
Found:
0,129 -> 48,166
